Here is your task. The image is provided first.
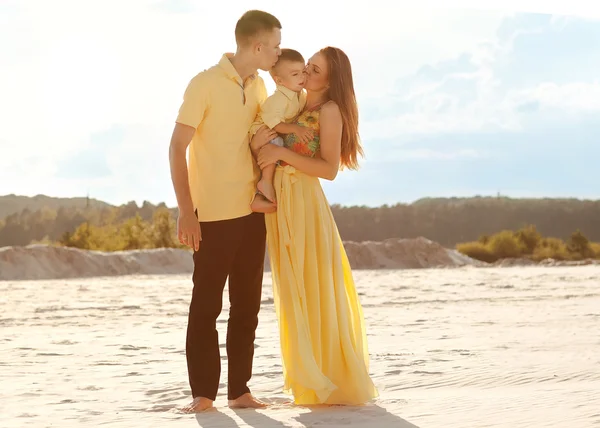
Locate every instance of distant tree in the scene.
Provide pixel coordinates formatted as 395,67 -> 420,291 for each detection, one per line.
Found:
150,208 -> 178,248
120,214 -> 150,250
532,237 -> 569,261
67,222 -> 93,250
515,225 -> 542,255
487,230 -> 523,259
567,229 -> 593,259
58,231 -> 73,247
478,234 -> 490,245
2,196 -> 600,254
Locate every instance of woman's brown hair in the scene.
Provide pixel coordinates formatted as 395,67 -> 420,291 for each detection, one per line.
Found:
321,46 -> 363,170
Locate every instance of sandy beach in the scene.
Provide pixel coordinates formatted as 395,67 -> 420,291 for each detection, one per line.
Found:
2,266 -> 600,427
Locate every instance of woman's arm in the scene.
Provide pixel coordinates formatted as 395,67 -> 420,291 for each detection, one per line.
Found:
261,102 -> 343,181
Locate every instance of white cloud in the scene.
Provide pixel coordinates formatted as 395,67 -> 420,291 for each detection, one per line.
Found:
389,148 -> 487,161
359,13 -> 600,141
0,0 -> 511,201
519,81 -> 600,111
1,0 -> 600,204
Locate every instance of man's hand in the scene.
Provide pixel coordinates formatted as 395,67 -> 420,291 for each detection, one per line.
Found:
177,210 -> 201,251
169,122 -> 198,250
293,124 -> 314,144
251,126 -> 278,154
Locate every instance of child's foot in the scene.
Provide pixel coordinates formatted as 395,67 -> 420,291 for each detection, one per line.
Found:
251,194 -> 277,214
257,179 -> 277,204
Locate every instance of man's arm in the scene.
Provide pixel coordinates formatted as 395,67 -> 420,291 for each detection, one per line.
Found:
169,73 -> 208,250
169,123 -> 196,215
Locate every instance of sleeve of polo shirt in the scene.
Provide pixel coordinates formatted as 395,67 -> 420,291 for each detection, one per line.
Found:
257,76 -> 268,104
260,93 -> 287,130
175,73 -> 208,129
249,78 -> 269,136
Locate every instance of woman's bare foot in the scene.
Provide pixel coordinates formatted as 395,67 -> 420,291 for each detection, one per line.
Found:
181,396 -> 214,413
251,194 -> 277,213
257,179 -> 276,204
228,393 -> 268,409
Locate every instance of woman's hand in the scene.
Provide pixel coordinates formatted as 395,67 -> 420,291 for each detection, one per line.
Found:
251,126 -> 278,154
293,124 -> 314,144
257,143 -> 284,169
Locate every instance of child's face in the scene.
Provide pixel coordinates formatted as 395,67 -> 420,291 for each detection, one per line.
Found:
274,61 -> 306,92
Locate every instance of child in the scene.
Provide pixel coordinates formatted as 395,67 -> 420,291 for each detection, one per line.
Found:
250,48 -> 314,212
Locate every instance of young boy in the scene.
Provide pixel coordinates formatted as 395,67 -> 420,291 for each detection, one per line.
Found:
250,48 -> 314,212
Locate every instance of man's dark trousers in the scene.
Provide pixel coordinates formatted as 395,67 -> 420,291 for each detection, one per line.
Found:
185,212 -> 266,400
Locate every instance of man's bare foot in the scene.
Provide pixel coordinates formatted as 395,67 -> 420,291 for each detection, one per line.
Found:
251,194 -> 277,214
257,179 -> 276,204
181,396 -> 214,413
228,393 -> 268,409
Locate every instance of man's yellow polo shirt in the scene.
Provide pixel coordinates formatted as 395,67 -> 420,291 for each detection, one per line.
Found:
176,54 -> 267,222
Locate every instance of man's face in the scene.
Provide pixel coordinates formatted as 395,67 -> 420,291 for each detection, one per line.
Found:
274,61 -> 306,92
256,28 -> 282,71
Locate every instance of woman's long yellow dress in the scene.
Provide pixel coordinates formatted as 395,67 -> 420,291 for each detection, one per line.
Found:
265,105 -> 379,405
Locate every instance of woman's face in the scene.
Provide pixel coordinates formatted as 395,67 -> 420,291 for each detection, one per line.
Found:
304,52 -> 329,92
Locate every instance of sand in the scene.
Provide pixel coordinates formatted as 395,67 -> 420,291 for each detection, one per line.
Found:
2,266 -> 600,427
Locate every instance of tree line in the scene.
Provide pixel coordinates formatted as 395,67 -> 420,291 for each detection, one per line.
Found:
0,201 -> 179,250
1,196 -> 600,256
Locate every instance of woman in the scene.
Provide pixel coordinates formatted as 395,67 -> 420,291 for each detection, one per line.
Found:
252,46 -> 378,406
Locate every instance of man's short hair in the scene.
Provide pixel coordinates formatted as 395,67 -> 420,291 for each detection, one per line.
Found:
235,10 -> 282,46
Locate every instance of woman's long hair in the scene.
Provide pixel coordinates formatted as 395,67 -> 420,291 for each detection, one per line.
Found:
321,46 -> 363,170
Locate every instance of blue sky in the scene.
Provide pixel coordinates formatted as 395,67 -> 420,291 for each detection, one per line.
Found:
1,0 -> 599,207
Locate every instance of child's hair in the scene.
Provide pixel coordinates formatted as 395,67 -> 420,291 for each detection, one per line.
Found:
271,48 -> 305,77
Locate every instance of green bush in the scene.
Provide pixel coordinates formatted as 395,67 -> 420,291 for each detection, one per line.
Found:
591,242 -> 600,258
532,237 -> 569,261
487,230 -> 523,259
457,226 -> 599,262
567,229 -> 594,260
456,241 -> 498,263
515,225 -> 542,255
58,208 -> 184,252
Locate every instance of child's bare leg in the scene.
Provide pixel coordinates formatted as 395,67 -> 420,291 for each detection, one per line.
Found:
251,193 -> 277,213
257,164 -> 276,203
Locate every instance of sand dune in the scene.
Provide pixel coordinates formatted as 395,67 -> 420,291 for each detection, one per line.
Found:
0,237 -> 485,281
0,244 -> 193,281
2,239 -> 597,281
2,266 -> 599,427
342,237 -> 487,269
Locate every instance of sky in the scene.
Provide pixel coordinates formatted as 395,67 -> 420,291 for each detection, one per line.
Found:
1,0 -> 599,207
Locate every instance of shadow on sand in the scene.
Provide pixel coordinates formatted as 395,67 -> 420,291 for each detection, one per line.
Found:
193,408 -> 239,428
294,403 -> 419,428
193,407 -> 289,428
193,402 -> 419,428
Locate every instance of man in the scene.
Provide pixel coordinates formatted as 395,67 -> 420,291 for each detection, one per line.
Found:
168,10 -> 281,413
